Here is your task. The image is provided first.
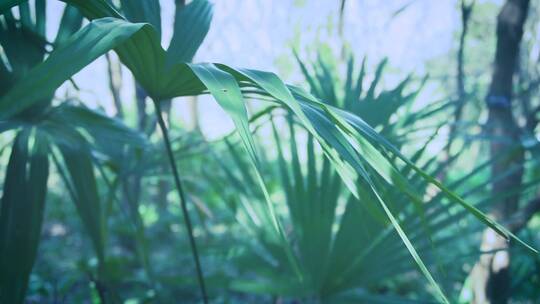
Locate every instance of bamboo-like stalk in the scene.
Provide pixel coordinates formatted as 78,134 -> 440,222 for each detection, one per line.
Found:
153,99 -> 208,303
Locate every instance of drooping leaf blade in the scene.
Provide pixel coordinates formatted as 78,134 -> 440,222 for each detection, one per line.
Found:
54,4 -> 84,46
0,17 -> 149,120
56,135 -> 105,263
188,63 -> 302,278
0,130 -> 49,304
166,0 -> 213,65
120,0 -> 161,37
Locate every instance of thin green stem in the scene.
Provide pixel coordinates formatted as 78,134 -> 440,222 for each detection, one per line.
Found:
153,99 -> 208,303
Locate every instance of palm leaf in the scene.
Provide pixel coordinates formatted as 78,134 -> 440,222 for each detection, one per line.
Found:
0,17 -> 150,119
1,2 -> 536,302
167,0 -> 213,65
0,130 -> 49,304
55,132 -> 106,263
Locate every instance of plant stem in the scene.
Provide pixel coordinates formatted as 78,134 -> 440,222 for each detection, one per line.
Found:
153,99 -> 208,303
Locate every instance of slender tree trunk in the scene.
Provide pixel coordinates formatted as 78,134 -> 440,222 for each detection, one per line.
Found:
188,96 -> 200,131
456,1 -> 470,108
338,0 -> 347,59
447,0 -> 475,153
136,83 -> 148,132
106,53 -> 124,118
176,0 -> 201,133
471,1 -> 530,303
439,0 -> 475,182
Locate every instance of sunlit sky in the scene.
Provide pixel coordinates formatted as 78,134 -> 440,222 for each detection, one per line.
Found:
44,0 -> 501,139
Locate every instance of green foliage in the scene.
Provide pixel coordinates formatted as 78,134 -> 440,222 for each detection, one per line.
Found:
0,0 -> 538,303
0,131 -> 49,303
207,54 -> 461,301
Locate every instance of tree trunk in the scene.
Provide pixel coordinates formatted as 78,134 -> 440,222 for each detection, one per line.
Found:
447,0 -> 475,153
439,0 -> 475,182
105,53 -> 124,118
471,1 -> 530,303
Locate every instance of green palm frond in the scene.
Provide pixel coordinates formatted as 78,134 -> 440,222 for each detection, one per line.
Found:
0,1 -> 536,303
